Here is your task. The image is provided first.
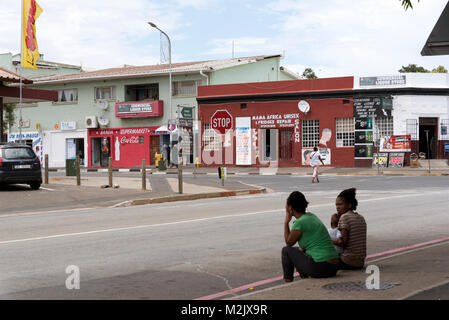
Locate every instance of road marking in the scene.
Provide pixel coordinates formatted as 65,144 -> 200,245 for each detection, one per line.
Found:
39,187 -> 56,191
194,237 -> 449,300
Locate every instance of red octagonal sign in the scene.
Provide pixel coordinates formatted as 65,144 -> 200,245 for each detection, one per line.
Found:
211,109 -> 233,135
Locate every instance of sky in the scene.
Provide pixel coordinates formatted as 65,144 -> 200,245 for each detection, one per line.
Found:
1,0 -> 449,78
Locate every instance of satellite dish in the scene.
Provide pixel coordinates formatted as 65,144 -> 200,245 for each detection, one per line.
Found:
98,116 -> 110,126
298,100 -> 310,114
96,99 -> 109,110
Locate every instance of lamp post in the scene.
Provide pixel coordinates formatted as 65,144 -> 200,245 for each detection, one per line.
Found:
148,22 -> 172,122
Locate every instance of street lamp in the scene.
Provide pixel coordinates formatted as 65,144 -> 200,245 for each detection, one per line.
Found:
148,22 -> 172,122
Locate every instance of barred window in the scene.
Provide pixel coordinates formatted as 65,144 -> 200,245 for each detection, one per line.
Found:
441,119 -> 449,140
336,118 -> 354,147
203,123 -> 221,151
374,117 -> 394,145
302,120 -> 319,148
172,80 -> 202,97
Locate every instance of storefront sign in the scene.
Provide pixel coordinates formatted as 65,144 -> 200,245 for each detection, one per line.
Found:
380,135 -> 411,152
445,143 -> 449,153
236,117 -> 252,166
372,153 -> 388,168
355,144 -> 374,159
388,153 -> 405,168
354,97 -> 392,118
360,76 -> 406,87
355,131 -> 374,144
61,121 -> 77,131
252,113 -> 299,129
116,100 -> 164,118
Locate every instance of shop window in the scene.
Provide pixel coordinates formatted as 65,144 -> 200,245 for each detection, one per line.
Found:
95,86 -> 116,100
57,89 -> 78,103
336,118 -> 355,147
302,119 -> 320,148
203,123 -> 220,151
440,119 -> 449,140
374,117 -> 393,146
406,119 -> 418,140
172,80 -> 202,97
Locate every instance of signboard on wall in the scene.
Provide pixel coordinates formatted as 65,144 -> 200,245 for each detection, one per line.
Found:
354,97 -> 392,118
388,153 -> 405,168
355,144 -> 373,159
360,76 -> 406,87
355,131 -> 374,144
236,117 -> 252,166
380,135 -> 411,152
116,100 -> 164,118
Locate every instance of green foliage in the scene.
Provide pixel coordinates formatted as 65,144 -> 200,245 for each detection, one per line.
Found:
302,67 -> 318,79
431,65 -> 448,73
398,64 -> 430,73
400,0 -> 419,10
2,103 -> 16,131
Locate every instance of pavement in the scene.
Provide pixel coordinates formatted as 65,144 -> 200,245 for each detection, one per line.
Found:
228,240 -> 449,300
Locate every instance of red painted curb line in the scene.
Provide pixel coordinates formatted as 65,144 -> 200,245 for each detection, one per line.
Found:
194,236 -> 449,300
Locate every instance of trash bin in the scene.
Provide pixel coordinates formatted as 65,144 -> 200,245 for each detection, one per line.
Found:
155,153 -> 163,167
66,159 -> 77,176
410,153 -> 419,168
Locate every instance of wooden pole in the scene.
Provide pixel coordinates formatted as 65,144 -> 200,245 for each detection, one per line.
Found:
108,157 -> 113,187
0,97 -> 4,143
76,155 -> 81,186
44,154 -> 49,184
142,159 -> 146,190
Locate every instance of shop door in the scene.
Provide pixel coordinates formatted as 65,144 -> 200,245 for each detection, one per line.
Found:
419,118 -> 438,159
91,137 -> 111,167
279,129 -> 294,161
150,135 -> 160,165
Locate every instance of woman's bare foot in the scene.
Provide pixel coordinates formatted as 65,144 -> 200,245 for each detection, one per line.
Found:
312,177 -> 315,183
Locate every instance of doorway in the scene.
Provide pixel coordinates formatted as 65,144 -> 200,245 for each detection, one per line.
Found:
150,135 -> 160,165
262,129 -> 278,161
280,129 -> 294,161
91,137 -> 111,167
419,118 -> 438,159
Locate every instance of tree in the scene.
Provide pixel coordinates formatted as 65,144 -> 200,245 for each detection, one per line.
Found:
302,67 -> 318,79
400,0 -> 419,10
398,64 -> 430,73
431,65 -> 448,73
2,103 -> 16,133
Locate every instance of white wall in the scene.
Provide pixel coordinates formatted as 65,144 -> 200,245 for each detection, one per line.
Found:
43,130 -> 87,168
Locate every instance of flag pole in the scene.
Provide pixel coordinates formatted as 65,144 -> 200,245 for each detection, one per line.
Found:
19,0 -> 24,144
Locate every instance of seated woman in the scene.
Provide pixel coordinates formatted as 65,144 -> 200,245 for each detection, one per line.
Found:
332,188 -> 367,270
282,191 -> 339,282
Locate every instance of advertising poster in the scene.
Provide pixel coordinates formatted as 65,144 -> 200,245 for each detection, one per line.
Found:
388,153 -> 405,168
355,144 -> 373,159
236,117 -> 252,166
380,135 -> 411,152
372,153 -> 388,168
355,131 -> 374,144
302,148 -> 331,166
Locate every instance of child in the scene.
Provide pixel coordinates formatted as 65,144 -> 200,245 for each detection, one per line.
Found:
328,214 -> 343,254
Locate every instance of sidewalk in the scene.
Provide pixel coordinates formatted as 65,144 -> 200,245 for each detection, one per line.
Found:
228,240 -> 449,300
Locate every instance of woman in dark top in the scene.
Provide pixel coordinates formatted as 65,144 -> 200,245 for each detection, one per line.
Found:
282,191 -> 339,282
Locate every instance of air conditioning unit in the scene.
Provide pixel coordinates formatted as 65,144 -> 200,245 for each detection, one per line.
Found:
85,116 -> 98,128
96,99 -> 109,110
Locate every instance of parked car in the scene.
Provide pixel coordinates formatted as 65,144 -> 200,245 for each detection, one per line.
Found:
0,143 -> 42,190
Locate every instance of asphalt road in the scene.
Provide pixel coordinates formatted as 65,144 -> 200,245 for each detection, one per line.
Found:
0,175 -> 448,299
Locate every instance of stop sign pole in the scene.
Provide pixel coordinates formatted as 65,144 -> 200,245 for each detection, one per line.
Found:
211,110 -> 233,186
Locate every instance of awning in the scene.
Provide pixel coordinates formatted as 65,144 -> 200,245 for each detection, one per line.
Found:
155,125 -> 178,134
421,2 -> 449,56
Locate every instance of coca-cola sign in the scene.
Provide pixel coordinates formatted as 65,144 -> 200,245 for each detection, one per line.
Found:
120,136 -> 140,144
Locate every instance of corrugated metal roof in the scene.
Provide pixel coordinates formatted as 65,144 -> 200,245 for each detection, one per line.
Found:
32,55 -> 282,84
0,67 -> 33,84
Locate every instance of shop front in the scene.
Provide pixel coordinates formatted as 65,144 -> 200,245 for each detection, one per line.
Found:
87,126 -> 160,168
197,77 -> 356,168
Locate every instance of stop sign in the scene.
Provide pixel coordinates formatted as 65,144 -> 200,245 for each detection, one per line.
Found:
211,110 -> 233,135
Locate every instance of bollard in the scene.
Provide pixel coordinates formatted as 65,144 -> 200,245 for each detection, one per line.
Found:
76,156 -> 81,186
142,159 -> 146,190
178,157 -> 183,194
44,154 -> 49,184
108,157 -> 113,188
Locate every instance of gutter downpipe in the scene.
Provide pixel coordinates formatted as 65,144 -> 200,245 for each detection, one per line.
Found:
197,70 -> 209,165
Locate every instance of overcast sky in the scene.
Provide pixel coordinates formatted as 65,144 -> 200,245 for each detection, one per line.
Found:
1,0 -> 448,78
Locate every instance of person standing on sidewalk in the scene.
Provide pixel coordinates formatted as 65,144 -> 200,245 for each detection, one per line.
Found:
282,191 -> 339,282
310,147 -> 325,183
332,188 -> 367,270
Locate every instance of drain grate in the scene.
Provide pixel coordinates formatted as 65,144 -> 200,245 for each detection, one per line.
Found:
322,281 -> 401,292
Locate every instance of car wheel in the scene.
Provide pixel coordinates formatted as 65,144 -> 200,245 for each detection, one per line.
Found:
29,182 -> 41,190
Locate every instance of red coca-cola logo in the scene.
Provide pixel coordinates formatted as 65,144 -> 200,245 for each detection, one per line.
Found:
120,136 -> 139,144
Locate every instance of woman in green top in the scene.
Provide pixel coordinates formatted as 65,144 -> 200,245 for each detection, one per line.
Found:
282,191 -> 339,282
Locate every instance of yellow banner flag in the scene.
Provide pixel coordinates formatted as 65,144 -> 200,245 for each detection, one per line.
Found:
22,0 -> 43,70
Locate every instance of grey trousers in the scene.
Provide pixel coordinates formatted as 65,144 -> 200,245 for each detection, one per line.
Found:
282,246 -> 338,280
